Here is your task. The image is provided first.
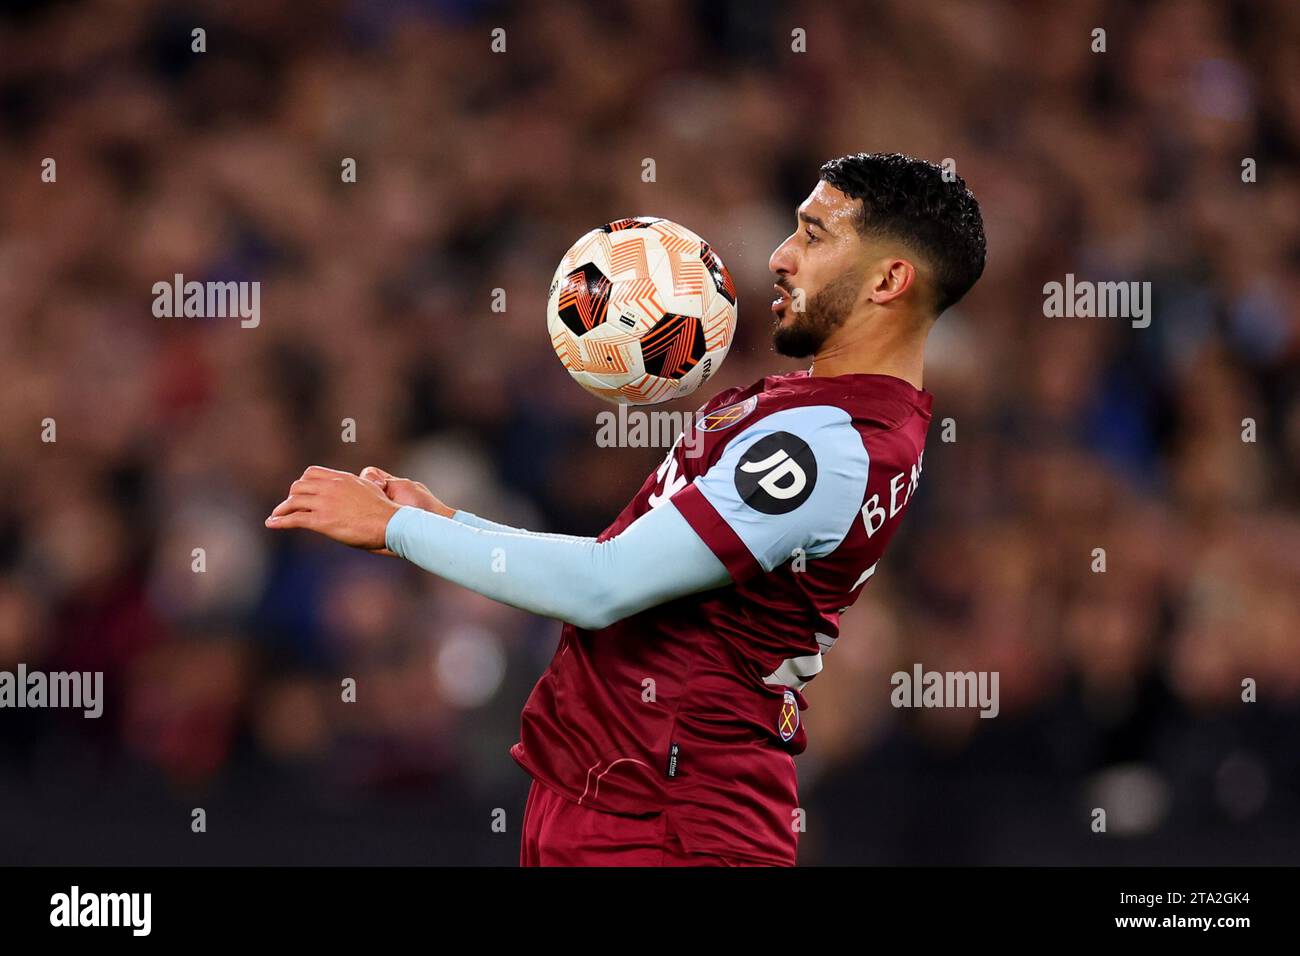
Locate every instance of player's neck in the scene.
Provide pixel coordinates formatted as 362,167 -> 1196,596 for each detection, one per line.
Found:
810,315 -> 929,389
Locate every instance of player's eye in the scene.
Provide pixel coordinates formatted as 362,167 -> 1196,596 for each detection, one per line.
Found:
804,226 -> 818,244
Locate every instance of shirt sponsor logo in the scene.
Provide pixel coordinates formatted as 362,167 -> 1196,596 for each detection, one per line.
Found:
734,431 -> 817,514
778,689 -> 799,742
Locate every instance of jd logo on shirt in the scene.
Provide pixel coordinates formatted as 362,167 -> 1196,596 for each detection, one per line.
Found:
735,432 -> 817,514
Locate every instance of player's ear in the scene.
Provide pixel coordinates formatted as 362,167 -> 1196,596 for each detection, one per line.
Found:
867,257 -> 917,306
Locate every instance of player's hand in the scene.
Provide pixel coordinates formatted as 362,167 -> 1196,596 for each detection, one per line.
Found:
359,466 -> 455,518
264,466 -> 400,549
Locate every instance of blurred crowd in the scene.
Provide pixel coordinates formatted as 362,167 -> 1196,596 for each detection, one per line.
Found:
0,0 -> 1297,864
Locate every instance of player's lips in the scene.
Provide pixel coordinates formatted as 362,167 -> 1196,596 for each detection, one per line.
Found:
771,284 -> 791,313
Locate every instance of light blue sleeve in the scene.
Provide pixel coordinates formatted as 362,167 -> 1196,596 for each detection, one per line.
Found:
691,404 -> 869,572
386,501 -> 731,630
452,510 -> 589,543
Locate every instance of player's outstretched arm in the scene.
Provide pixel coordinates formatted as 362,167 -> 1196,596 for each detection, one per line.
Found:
265,465 -> 731,630
381,500 -> 731,629
360,465 -> 592,543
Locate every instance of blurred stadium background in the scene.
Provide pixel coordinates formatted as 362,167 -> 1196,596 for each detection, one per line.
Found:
1,0 -> 1298,865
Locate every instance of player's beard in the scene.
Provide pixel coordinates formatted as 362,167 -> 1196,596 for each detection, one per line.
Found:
771,267 -> 866,358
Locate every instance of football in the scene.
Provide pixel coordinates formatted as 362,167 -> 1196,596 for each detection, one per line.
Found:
546,217 -> 738,405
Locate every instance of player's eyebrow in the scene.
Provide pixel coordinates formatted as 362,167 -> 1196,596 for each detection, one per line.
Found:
798,211 -> 831,235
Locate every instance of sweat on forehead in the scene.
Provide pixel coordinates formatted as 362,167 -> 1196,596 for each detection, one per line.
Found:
798,182 -> 863,233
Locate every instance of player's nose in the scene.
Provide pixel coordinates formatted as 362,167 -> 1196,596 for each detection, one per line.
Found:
768,235 -> 797,277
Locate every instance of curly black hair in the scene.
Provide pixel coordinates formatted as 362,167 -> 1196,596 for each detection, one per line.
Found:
819,152 -> 986,315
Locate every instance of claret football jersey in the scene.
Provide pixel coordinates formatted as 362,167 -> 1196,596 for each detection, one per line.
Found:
510,370 -> 932,864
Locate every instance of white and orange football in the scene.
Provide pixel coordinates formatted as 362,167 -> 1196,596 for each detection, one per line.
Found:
546,217 -> 738,405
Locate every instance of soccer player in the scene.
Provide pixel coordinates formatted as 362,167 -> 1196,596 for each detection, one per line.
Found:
266,153 -> 986,866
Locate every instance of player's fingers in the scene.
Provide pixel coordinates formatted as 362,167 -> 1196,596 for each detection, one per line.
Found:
359,466 -> 393,486
301,465 -> 346,480
268,495 -> 313,518
265,510 -> 315,530
289,478 -> 322,496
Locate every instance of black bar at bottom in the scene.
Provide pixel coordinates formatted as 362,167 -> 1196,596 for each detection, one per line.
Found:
0,865 -> 1284,941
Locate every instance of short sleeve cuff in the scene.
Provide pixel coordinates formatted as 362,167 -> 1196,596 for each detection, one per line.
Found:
671,483 -> 762,583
